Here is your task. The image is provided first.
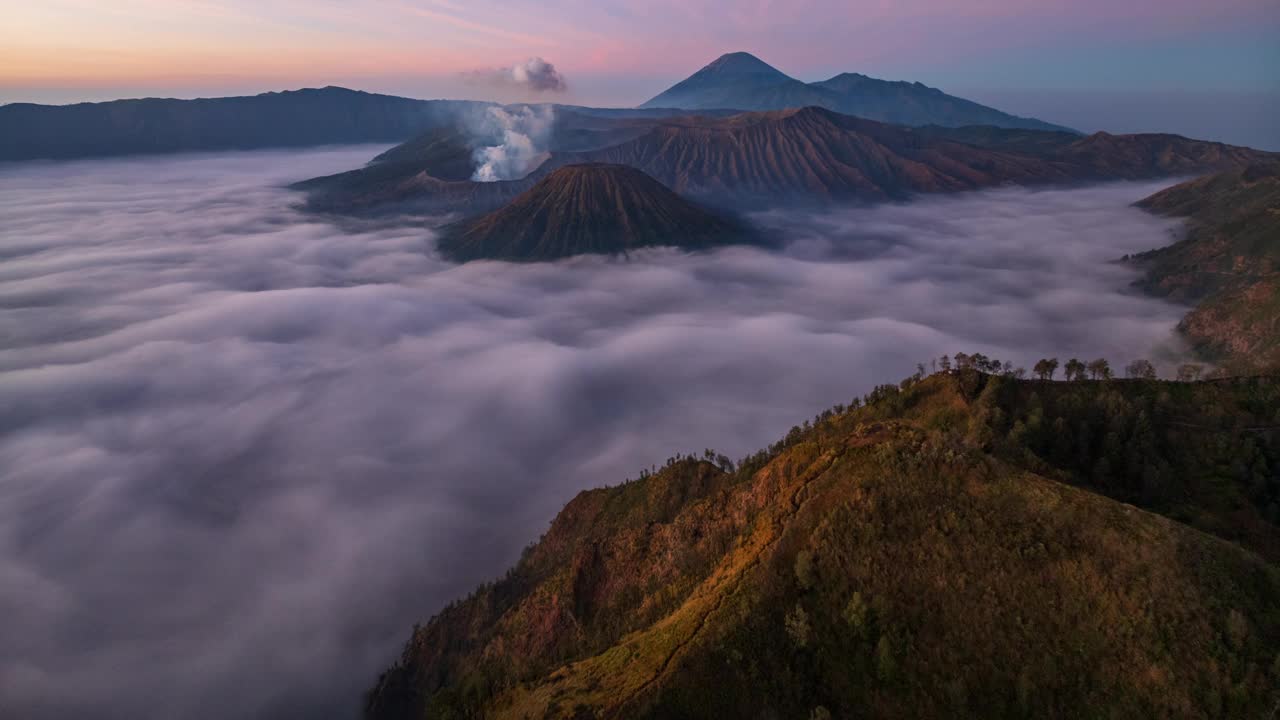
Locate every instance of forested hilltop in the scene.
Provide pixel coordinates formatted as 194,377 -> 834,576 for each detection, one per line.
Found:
366,362 -> 1280,719
1134,163 -> 1280,373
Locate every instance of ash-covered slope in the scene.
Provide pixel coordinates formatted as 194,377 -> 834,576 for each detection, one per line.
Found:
436,164 -> 752,262
1134,163 -> 1280,372
365,371 -> 1280,719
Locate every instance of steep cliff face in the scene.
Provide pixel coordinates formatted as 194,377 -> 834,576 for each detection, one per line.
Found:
1135,163 -> 1280,372
365,372 -> 1280,719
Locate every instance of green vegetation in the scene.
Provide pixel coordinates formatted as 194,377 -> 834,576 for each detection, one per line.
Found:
366,368 -> 1280,720
1134,162 -> 1280,373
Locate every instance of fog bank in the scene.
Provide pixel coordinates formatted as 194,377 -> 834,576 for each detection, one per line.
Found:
0,148 -> 1187,719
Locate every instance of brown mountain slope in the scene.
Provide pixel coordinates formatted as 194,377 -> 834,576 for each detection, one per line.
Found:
436,164 -> 753,262
574,107 -> 1274,206
365,371 -> 1280,720
572,107 -> 1070,204
1134,163 -> 1280,372
298,107 -> 1276,215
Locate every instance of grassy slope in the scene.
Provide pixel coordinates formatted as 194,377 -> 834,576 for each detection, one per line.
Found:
366,372 -> 1280,719
1135,163 -> 1280,372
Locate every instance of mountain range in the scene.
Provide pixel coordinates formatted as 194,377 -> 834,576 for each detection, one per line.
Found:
1,52 -> 1072,163
641,52 -> 1072,132
0,87 -> 494,162
298,106 -> 1275,217
365,369 -> 1280,719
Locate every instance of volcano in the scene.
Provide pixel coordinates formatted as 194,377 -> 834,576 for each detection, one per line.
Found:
436,164 -> 753,262
642,51 -> 1070,131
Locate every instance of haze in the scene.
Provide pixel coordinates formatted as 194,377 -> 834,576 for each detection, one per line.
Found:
0,147 -> 1190,719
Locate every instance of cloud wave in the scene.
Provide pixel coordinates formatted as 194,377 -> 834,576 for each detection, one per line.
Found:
0,148 -> 1187,719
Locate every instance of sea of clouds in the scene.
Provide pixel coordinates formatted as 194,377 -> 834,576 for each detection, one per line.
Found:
0,147 -> 1188,719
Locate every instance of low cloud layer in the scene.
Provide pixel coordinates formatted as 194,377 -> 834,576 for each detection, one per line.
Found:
0,148 -> 1187,720
465,57 -> 568,93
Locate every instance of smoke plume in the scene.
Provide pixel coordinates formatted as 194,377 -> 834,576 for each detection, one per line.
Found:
470,104 -> 555,182
465,57 -> 568,93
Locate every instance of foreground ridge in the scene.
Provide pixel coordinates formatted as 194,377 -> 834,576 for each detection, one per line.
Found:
366,369 -> 1280,719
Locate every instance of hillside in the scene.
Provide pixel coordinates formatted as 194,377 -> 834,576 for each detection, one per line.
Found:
292,127 -> 478,209
1134,163 -> 1280,372
579,108 -> 1272,205
298,106 -> 1275,215
641,52 -> 1069,132
575,106 -> 1072,204
365,370 -> 1280,719
436,164 -> 752,262
0,87 -> 491,162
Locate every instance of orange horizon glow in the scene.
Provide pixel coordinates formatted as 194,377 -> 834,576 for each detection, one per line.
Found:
3,0 -> 1277,105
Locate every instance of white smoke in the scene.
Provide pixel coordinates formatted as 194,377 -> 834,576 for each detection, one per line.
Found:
466,57 -> 568,93
471,105 -> 555,182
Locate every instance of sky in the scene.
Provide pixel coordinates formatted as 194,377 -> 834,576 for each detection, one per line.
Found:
3,0 -> 1278,108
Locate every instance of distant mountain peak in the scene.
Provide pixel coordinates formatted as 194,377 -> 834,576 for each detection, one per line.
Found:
641,53 -> 1071,132
698,52 -> 788,78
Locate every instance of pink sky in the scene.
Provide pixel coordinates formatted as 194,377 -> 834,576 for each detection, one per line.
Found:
3,0 -> 1277,106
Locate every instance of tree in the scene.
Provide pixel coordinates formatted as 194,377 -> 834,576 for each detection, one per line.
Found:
1033,358 -> 1060,381
785,604 -> 811,648
1125,359 -> 1157,380
1087,358 -> 1113,380
1064,358 -> 1086,382
876,635 -> 897,682
939,355 -> 952,372
954,352 -> 972,370
1177,363 -> 1204,382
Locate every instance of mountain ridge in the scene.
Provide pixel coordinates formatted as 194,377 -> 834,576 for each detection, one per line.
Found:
364,369 -> 1280,719
299,105 -> 1276,216
1134,162 -> 1280,372
641,52 -> 1073,132
0,87 -> 493,162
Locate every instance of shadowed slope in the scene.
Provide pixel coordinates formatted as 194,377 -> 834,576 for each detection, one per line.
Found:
436,164 -> 752,262
291,127 -> 478,211
365,371 -> 1280,719
641,52 -> 842,115
0,87 -> 488,162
